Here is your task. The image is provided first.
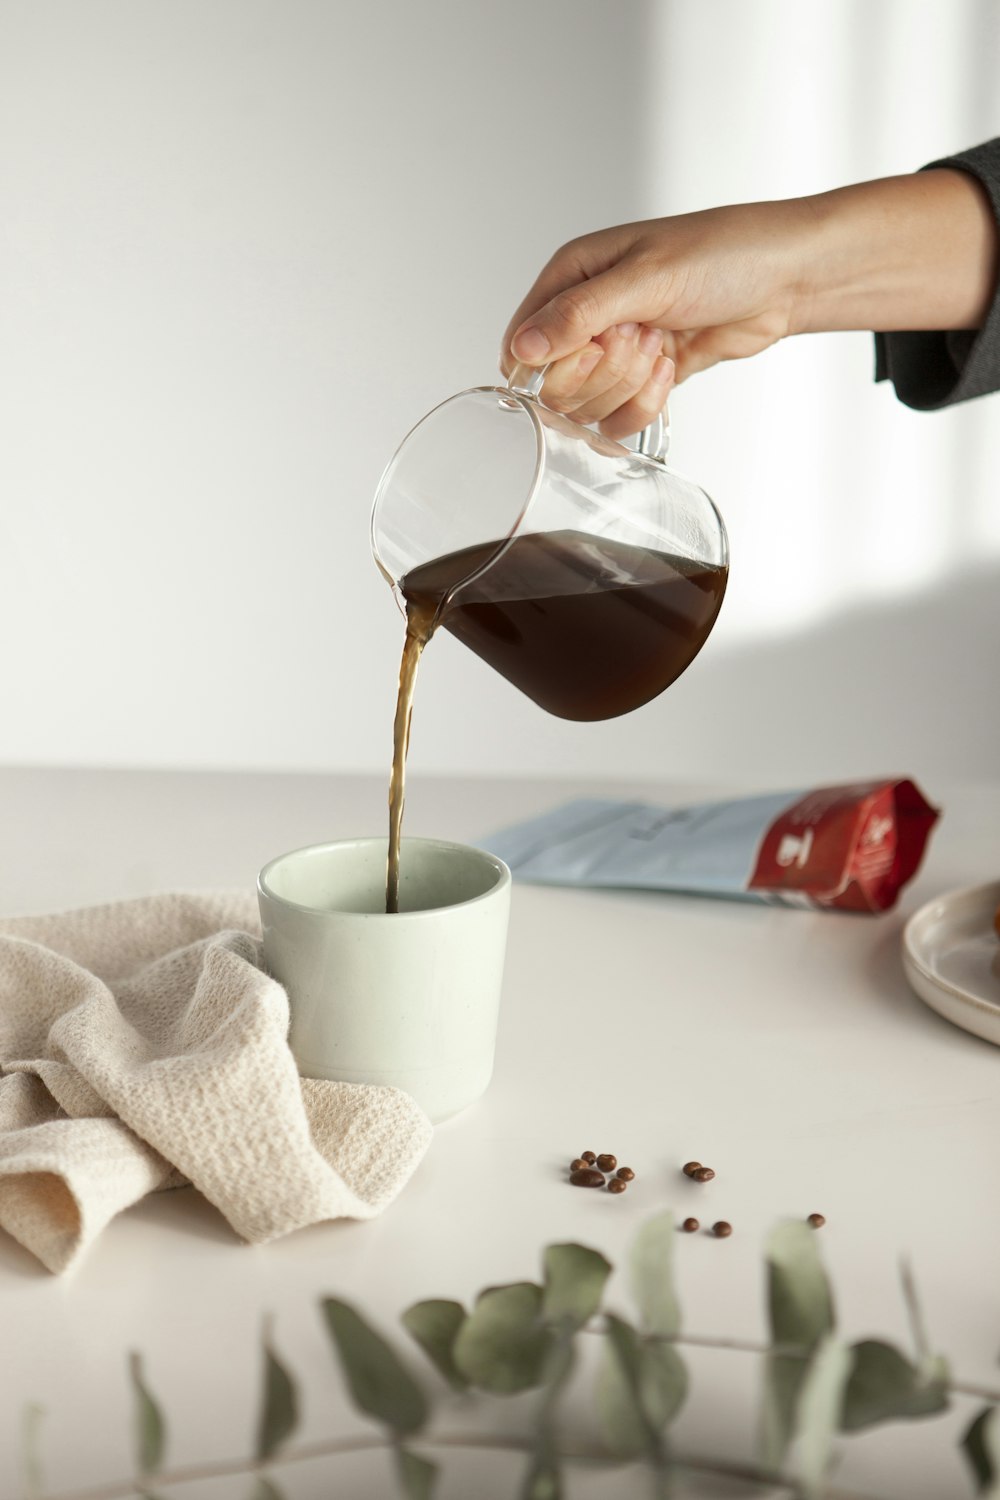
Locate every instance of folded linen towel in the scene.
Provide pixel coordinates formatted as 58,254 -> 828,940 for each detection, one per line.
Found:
0,891 -> 432,1274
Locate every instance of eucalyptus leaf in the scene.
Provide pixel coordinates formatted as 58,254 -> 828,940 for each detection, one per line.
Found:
638,1341 -> 688,1431
396,1445 -> 437,1499
899,1257 -> 931,1365
542,1243 -> 611,1331
963,1407 -> 1000,1497
256,1328 -> 300,1460
759,1352 -> 806,1471
521,1454 -> 561,1499
842,1340 -> 949,1431
629,1211 -> 680,1338
128,1352 -> 166,1475
765,1220 -> 835,1350
402,1299 -> 469,1391
249,1479 -> 287,1500
539,1337 -> 576,1404
453,1282 -> 552,1394
596,1312 -> 683,1460
795,1334 -> 851,1499
21,1401 -> 44,1500
596,1315 -> 648,1459
322,1299 -> 428,1436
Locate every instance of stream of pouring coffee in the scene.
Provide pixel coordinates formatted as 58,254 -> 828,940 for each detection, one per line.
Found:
385,597 -> 438,914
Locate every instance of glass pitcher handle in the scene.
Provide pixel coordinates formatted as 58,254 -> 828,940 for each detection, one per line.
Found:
508,363 -> 670,464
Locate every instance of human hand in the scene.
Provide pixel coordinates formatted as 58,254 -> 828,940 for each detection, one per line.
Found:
500,171 -> 999,438
500,202 -> 807,439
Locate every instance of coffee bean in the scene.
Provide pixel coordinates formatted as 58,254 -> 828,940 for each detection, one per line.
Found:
607,1177 -> 627,1195
693,1167 -> 715,1183
807,1213 -> 826,1229
712,1221 -> 732,1238
616,1166 -> 635,1181
569,1168 -> 605,1188
581,1151 -> 597,1165
570,1158 -> 587,1172
682,1161 -> 701,1177
682,1217 -> 699,1233
596,1153 -> 617,1172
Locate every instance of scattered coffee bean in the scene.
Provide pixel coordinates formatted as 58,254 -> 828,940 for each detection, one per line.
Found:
616,1166 -> 635,1181
581,1151 -> 597,1165
570,1158 -> 587,1172
596,1153 -> 617,1173
807,1213 -> 826,1229
682,1217 -> 699,1233
607,1177 -> 627,1195
712,1221 -> 732,1238
569,1167 -> 605,1188
693,1167 -> 716,1183
682,1161 -> 701,1177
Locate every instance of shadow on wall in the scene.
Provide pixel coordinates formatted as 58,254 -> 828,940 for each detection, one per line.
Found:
680,561 -> 1000,785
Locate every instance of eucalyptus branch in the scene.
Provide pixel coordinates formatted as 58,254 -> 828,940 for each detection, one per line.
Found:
23,1213 -> 998,1500
584,1326 -> 1000,1407
33,1427 -> 893,1500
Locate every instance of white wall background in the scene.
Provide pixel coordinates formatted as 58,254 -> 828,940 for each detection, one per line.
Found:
1,0 -> 998,788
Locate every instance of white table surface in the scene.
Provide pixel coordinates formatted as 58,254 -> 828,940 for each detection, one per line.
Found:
0,766 -> 997,1500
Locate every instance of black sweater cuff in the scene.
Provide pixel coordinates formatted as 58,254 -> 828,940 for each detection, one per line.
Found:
874,137 -> 1000,410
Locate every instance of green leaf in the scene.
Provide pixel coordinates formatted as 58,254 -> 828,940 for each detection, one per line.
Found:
760,1352 -> 805,1471
630,1211 -> 680,1338
842,1340 -> 949,1431
128,1352 -> 166,1475
795,1335 -> 852,1499
453,1282 -> 552,1394
765,1220 -> 835,1349
21,1402 -> 44,1500
322,1298 -> 428,1436
963,1407 -> 1000,1497
396,1445 -> 437,1499
539,1337 -> 576,1404
255,1325 -> 300,1460
401,1299 -> 469,1391
521,1455 -> 561,1499
759,1222 -> 834,1470
542,1243 -> 611,1331
638,1340 -> 688,1431
596,1313 -> 685,1460
249,1480 -> 287,1500
597,1315 -> 648,1459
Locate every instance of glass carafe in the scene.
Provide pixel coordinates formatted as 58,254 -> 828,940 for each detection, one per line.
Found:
371,366 -> 728,721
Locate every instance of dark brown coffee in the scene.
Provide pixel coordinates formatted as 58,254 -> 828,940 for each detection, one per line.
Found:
385,529 -> 728,911
399,529 -> 727,722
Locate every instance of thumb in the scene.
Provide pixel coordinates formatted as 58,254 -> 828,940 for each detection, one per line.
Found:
509,268 -> 647,364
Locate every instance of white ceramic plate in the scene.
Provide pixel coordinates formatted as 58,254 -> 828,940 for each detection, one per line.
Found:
902,881 -> 1000,1046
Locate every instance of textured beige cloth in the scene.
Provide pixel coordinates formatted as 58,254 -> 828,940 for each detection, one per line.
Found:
0,891 -> 432,1273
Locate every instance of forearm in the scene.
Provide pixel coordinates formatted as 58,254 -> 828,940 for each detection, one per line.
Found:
791,169 -> 1000,335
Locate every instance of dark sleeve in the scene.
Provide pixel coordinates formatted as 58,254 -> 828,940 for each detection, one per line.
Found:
873,137 -> 1000,410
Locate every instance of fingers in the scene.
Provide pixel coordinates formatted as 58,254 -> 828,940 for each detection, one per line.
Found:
597,355 -> 675,443
521,340 -> 605,406
504,263 -> 662,369
569,324 -> 664,423
499,327 -> 674,442
500,225 -> 639,373
507,268 -> 640,365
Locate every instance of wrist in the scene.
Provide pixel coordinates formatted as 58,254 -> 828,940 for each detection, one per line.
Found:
789,170 -> 999,335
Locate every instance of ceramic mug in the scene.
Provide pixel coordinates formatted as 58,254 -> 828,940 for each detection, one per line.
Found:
257,837 -> 511,1123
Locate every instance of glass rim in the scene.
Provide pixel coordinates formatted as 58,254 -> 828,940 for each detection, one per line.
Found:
369,383 -> 548,617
